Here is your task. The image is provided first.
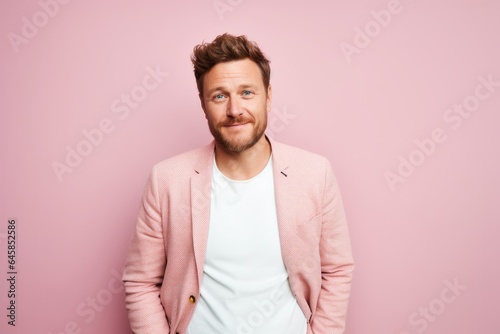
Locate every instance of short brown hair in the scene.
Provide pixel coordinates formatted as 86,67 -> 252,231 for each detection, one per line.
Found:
191,33 -> 271,96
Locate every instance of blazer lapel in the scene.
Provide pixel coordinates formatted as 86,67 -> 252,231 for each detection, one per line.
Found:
268,137 -> 298,271
191,141 -> 215,284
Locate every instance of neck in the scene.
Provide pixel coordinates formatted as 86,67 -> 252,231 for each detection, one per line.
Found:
214,135 -> 272,180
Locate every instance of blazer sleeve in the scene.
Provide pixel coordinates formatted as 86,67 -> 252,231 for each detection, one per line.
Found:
311,160 -> 355,334
122,167 -> 170,333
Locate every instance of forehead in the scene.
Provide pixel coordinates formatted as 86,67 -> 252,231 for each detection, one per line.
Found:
203,59 -> 264,91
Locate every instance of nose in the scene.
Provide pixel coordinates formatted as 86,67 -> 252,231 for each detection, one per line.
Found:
226,95 -> 243,117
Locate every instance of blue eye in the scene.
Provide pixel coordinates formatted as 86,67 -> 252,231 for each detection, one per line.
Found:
214,94 -> 225,100
242,90 -> 253,96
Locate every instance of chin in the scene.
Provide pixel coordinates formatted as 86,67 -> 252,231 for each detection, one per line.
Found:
211,123 -> 266,153
221,139 -> 254,153
218,132 -> 260,153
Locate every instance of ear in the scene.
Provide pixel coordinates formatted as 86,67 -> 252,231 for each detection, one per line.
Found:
266,84 -> 272,113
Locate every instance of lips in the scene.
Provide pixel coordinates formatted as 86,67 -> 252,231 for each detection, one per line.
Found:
220,118 -> 252,127
224,122 -> 249,127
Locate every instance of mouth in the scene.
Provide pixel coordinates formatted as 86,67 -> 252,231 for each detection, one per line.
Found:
224,122 -> 250,128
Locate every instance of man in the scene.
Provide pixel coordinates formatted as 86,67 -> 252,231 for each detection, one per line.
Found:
123,33 -> 354,334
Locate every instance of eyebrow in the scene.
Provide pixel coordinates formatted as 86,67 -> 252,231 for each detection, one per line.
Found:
206,86 -> 226,97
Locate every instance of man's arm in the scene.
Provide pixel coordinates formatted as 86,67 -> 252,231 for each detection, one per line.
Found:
122,167 -> 170,333
311,160 -> 355,333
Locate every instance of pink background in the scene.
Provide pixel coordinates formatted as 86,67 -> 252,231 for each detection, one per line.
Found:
1,0 -> 499,333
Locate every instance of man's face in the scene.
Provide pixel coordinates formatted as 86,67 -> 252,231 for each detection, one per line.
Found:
200,58 -> 272,153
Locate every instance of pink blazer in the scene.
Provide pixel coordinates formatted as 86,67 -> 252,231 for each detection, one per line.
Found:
123,137 -> 354,334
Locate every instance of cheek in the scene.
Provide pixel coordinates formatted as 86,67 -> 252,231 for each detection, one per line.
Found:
247,99 -> 267,115
205,105 -> 224,120
208,112 -> 228,126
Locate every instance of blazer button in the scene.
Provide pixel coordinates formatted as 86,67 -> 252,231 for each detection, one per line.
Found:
189,295 -> 196,303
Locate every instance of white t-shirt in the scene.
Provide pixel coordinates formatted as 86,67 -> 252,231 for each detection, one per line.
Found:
187,155 -> 307,334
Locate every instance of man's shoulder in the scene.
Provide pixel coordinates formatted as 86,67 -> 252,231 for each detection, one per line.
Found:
271,140 -> 338,190
272,140 -> 330,166
152,142 -> 212,173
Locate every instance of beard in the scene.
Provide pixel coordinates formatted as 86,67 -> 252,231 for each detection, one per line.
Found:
208,114 -> 267,153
